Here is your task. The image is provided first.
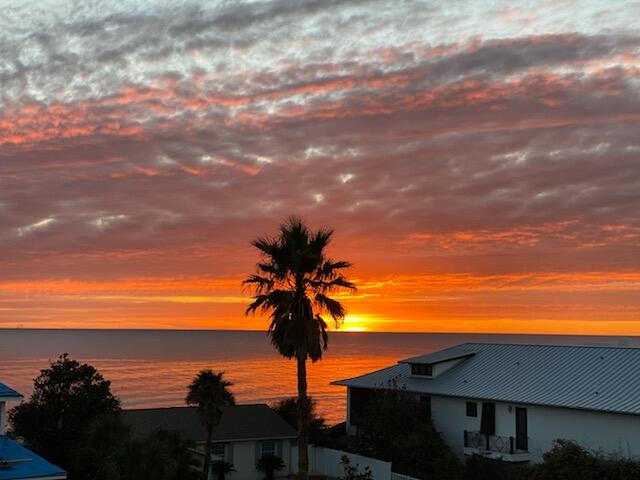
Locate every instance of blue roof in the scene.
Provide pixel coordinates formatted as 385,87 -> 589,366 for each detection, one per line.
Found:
0,436 -> 66,479
0,384 -> 22,400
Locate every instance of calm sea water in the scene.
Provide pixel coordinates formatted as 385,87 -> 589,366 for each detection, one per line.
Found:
0,329 -> 637,424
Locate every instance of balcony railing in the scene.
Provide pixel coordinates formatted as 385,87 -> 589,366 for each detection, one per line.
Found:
464,430 -> 528,454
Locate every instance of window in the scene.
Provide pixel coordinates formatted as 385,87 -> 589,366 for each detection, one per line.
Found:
211,443 -> 226,459
466,401 -> 477,417
260,440 -> 276,459
411,363 -> 433,376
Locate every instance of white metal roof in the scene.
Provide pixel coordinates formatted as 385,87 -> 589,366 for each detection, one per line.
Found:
399,346 -> 478,365
332,343 -> 640,415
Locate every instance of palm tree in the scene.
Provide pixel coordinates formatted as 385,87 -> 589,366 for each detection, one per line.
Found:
186,370 -> 235,480
210,460 -> 235,480
244,217 -> 355,479
256,454 -> 285,480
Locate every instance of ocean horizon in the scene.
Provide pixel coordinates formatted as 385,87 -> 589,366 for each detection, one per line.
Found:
1,329 -> 638,424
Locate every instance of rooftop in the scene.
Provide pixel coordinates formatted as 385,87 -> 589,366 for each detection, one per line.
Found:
399,345 -> 478,365
0,436 -> 66,480
0,384 -> 22,400
333,342 -> 640,415
122,404 -> 297,443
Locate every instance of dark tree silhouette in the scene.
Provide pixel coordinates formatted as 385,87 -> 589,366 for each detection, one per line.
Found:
244,217 -> 355,479
256,454 -> 285,480
211,460 -> 236,480
9,354 -> 120,467
186,370 -> 235,480
271,396 -> 328,444
73,415 -> 200,480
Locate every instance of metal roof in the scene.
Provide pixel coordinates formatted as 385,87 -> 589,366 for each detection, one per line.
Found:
399,346 -> 478,365
333,343 -> 640,416
122,404 -> 297,442
0,383 -> 22,400
0,436 -> 66,480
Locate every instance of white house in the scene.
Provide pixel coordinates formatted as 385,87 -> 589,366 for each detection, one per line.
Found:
0,382 -> 67,480
333,342 -> 640,463
122,404 -> 297,480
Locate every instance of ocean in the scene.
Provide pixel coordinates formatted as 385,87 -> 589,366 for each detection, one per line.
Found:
0,329 -> 637,424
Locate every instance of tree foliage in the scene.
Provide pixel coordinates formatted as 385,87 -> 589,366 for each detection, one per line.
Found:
256,454 -> 285,480
352,388 -> 461,480
9,355 -> 199,480
244,216 -> 356,362
271,396 -> 328,444
9,354 -> 120,466
462,455 -> 531,480
72,415 -> 200,480
463,440 -> 640,480
531,440 -> 640,480
211,460 -> 236,480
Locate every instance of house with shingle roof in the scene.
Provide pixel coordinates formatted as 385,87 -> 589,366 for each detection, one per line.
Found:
122,404 -> 297,480
333,342 -> 640,463
0,382 -> 66,480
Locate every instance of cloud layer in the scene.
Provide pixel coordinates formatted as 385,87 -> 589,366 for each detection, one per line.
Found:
1,0 -> 639,331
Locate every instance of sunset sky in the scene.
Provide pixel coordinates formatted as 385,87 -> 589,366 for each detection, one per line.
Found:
1,0 -> 639,333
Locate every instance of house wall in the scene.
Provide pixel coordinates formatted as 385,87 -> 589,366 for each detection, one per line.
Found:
206,438 -> 293,480
346,387 -> 640,463
430,395 -> 640,462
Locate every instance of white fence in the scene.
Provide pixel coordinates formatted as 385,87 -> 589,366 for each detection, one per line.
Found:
292,445 -> 392,479
391,472 -> 421,480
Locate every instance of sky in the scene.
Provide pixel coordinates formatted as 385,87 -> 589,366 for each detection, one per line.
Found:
1,0 -> 639,333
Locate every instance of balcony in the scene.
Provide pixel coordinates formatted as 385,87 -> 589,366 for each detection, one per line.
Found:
463,430 -> 531,462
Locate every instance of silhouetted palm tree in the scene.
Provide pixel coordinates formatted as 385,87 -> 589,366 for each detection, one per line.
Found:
256,454 -> 285,480
244,217 -> 355,479
186,371 -> 235,480
211,460 -> 235,480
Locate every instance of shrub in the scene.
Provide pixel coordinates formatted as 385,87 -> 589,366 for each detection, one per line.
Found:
340,455 -> 373,480
531,440 -> 640,480
463,454 -> 533,480
352,388 -> 461,480
256,454 -> 285,480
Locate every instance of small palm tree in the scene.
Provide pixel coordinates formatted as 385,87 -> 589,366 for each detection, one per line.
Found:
211,460 -> 236,480
186,371 -> 235,480
244,217 -> 355,479
256,454 -> 285,480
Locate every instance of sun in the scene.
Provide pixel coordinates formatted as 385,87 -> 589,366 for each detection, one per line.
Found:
339,315 -> 371,332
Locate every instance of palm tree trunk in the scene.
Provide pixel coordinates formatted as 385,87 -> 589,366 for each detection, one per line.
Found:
297,354 -> 309,480
203,426 -> 213,480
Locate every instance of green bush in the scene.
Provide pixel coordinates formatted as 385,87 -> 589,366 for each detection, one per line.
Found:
351,389 -> 462,480
531,440 -> 640,480
463,455 -> 533,480
461,440 -> 640,480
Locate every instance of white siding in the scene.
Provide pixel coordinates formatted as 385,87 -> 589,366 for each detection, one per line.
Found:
429,395 -> 640,462
206,439 -> 293,480
526,405 -> 640,460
